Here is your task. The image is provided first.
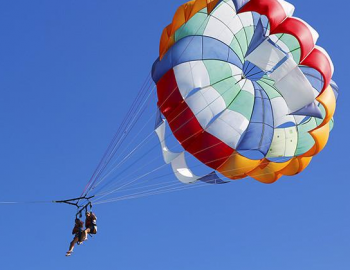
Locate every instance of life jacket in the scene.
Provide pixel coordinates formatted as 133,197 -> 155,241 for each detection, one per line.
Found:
85,214 -> 97,234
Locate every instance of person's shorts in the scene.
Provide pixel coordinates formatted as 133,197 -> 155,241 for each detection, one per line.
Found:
75,230 -> 83,241
89,225 -> 97,234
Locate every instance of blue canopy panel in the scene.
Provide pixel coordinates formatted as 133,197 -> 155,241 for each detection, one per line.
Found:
251,11 -> 261,28
291,102 -> 323,119
236,82 -> 274,159
330,80 -> 339,100
231,0 -> 250,12
300,66 -> 324,93
246,18 -> 267,57
243,61 -> 265,81
214,0 -> 250,13
151,36 -> 243,83
198,171 -> 230,184
300,66 -> 339,100
260,15 -> 270,33
299,66 -> 338,111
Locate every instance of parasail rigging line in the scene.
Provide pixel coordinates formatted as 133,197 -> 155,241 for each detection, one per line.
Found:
93,68 -> 246,190
83,76 -> 153,191
93,158 -> 293,205
92,141 -> 294,203
82,10 -> 229,197
89,76 -> 245,195
0,200 -> 52,204
94,182 -> 199,205
91,130 -> 294,204
91,93 -> 303,197
81,74 -> 152,196
97,179 -> 181,195
82,75 -> 155,197
92,102 -> 156,186
91,104 -> 300,201
83,88 -> 154,197
87,85 -> 154,183
0,150 -> 288,208
91,95 -> 304,198
91,82 -> 186,190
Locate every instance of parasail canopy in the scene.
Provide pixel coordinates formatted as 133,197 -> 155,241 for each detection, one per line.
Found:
152,0 -> 338,184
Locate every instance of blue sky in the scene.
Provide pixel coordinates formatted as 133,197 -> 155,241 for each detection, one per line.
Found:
0,0 -> 349,269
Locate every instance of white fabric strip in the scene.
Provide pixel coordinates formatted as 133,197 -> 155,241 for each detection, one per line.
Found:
277,0 -> 295,17
174,61 -> 211,99
238,12 -> 254,27
205,2 -> 257,47
224,0 -> 238,13
206,110 -> 249,148
270,97 -> 296,128
211,1 -> 236,23
185,86 -> 227,128
247,39 -> 317,114
204,16 -> 235,45
274,66 -> 317,113
270,57 -> 297,83
239,79 -> 255,95
230,64 -> 245,80
245,39 -> 286,71
227,14 -> 246,35
293,115 -> 307,125
269,34 -> 297,59
210,3 -> 243,35
171,153 -> 200,184
155,121 -> 181,164
154,120 -> 203,184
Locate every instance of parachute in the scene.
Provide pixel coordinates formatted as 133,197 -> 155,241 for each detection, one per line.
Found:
151,0 -> 338,184
63,0 -> 339,206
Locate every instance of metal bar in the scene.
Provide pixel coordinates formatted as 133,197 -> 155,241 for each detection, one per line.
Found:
62,202 -> 79,207
53,195 -> 95,204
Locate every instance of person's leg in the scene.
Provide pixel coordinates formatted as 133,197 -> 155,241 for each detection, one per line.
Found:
77,229 -> 83,243
82,228 -> 91,241
66,236 -> 78,255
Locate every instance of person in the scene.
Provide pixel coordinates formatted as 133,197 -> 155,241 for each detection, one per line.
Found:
82,211 -> 97,241
66,218 -> 84,256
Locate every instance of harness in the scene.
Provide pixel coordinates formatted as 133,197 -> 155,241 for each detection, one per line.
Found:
54,196 -> 97,236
